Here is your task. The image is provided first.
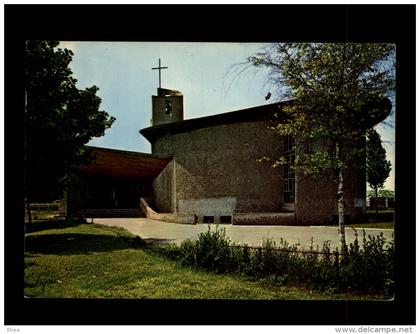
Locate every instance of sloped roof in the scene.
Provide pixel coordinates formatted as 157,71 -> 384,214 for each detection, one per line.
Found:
140,97 -> 392,143
78,146 -> 172,179
140,101 -> 288,143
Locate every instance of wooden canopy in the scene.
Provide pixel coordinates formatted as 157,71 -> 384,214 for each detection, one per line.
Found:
78,146 -> 172,180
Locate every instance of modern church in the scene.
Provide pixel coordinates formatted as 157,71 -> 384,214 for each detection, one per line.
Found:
64,85 -> 391,225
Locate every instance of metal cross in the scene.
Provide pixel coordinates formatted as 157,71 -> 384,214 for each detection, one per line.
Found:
152,58 -> 168,89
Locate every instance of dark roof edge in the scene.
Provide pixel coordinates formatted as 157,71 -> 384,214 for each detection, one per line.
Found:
85,145 -> 173,160
139,96 -> 392,143
140,100 -> 290,142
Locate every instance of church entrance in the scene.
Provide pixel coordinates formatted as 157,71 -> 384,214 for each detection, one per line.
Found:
66,146 -> 172,217
80,175 -> 152,209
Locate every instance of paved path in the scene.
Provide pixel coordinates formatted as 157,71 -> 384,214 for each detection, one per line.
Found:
93,218 -> 394,250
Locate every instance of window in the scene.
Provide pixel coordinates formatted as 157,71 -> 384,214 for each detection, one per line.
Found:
165,100 -> 172,115
203,216 -> 214,224
220,216 -> 232,224
283,135 -> 295,203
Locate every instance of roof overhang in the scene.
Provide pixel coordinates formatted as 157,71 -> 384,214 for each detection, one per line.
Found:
362,97 -> 393,128
139,97 -> 392,143
78,146 -> 172,180
140,101 -> 288,143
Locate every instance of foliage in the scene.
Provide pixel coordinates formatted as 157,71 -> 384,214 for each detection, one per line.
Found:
367,189 -> 394,199
366,128 -> 392,216
25,41 -> 115,202
249,43 -> 395,173
161,226 -> 233,274
248,43 -> 395,251
366,129 -> 392,193
159,226 -> 394,296
25,201 -> 60,222
340,230 -> 394,295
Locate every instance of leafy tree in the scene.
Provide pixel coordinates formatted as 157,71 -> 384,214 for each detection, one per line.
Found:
367,189 -> 394,199
24,41 -> 115,222
366,129 -> 392,215
249,43 -> 395,253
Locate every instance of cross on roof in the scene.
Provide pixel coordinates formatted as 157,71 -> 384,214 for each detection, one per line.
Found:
152,58 -> 168,89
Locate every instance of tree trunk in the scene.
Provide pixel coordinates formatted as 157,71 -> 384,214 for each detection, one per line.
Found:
337,167 -> 347,254
24,86 -> 31,225
26,197 -> 32,224
375,186 -> 379,219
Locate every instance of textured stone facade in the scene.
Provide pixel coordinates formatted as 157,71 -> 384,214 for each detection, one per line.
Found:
295,169 -> 366,225
140,89 -> 394,225
152,121 -> 285,216
150,122 -> 367,225
294,137 -> 367,225
142,92 -> 372,225
152,159 -> 175,213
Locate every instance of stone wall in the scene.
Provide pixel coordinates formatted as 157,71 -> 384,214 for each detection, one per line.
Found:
150,118 -> 366,225
295,168 -> 366,225
152,158 -> 175,213
178,197 -> 237,216
152,121 -> 284,215
292,135 -> 367,225
141,199 -> 297,225
342,165 -> 367,222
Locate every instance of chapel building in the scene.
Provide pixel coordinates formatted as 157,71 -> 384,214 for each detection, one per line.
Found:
64,87 -> 391,225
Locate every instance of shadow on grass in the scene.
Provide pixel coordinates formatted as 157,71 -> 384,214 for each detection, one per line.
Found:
25,220 -> 86,234
143,238 -> 176,244
25,232 -> 145,255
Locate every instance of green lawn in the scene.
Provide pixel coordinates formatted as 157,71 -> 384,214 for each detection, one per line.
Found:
347,221 -> 394,229
24,220 -> 384,300
327,220 -> 394,229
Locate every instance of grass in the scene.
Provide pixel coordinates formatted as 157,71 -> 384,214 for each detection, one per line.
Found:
366,208 -> 394,213
24,220 -> 383,300
329,209 -> 394,229
347,221 -> 394,229
326,221 -> 394,230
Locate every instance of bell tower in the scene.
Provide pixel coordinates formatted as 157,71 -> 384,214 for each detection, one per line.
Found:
152,88 -> 184,126
151,58 -> 184,126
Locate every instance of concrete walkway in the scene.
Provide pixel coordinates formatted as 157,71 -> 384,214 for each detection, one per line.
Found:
93,218 -> 394,250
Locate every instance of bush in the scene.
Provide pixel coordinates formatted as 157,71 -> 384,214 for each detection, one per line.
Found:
171,226 -> 234,273
340,230 -> 394,294
156,225 -> 394,296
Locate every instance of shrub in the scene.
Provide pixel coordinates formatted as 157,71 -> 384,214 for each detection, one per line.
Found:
156,225 -> 394,295
194,226 -> 233,273
173,226 -> 234,273
340,230 -> 394,294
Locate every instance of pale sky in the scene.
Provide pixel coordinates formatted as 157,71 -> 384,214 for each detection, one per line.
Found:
59,41 -> 395,191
